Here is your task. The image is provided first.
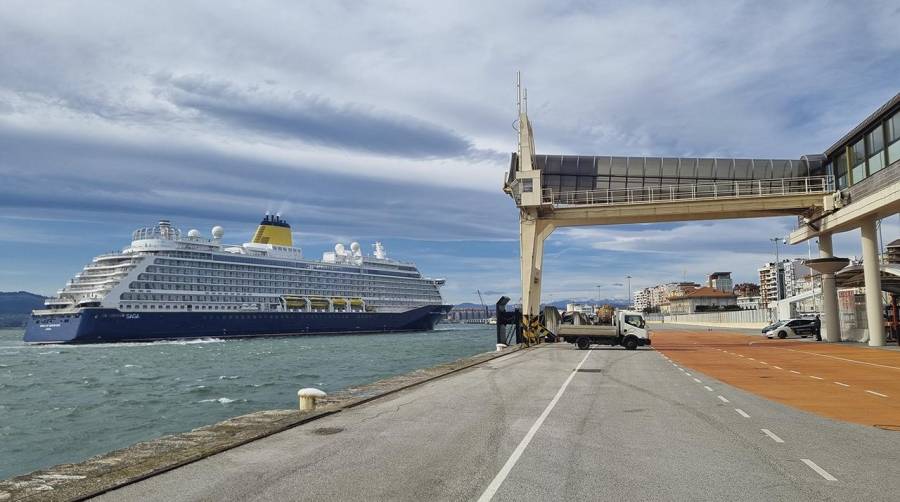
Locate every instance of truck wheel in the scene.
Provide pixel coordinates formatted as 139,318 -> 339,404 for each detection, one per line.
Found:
576,337 -> 591,350
624,336 -> 638,350
777,330 -> 787,339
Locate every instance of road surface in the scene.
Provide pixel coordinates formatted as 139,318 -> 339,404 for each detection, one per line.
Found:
95,339 -> 900,501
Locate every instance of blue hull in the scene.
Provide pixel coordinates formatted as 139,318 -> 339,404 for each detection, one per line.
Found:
24,305 -> 452,344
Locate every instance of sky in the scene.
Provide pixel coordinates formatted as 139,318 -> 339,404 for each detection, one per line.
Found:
1,0 -> 899,304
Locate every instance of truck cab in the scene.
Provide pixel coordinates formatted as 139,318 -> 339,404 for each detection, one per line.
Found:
557,310 -> 651,350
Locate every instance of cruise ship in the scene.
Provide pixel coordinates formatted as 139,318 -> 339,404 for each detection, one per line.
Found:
24,214 -> 451,344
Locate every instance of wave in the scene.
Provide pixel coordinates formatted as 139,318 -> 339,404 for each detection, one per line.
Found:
218,375 -> 240,380
199,397 -> 237,404
32,337 -> 228,349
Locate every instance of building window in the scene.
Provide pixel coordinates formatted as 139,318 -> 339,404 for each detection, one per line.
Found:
833,151 -> 848,189
850,139 -> 866,183
867,124 -> 885,173
888,111 -> 900,165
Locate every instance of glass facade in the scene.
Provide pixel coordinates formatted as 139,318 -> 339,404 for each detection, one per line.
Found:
867,125 -> 885,173
850,139 -> 866,183
827,103 -> 900,189
888,112 -> 900,165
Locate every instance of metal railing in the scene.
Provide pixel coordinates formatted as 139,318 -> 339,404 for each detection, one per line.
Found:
543,176 -> 834,207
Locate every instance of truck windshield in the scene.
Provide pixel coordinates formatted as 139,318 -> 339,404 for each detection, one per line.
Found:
624,315 -> 644,329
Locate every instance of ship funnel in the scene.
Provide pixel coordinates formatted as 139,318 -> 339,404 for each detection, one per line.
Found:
251,213 -> 292,246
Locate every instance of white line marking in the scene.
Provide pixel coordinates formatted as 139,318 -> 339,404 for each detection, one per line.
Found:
834,382 -> 850,387
685,372 -> 692,376
810,376 -> 824,380
772,366 -> 783,370
760,361 -> 768,365
477,351 -> 591,502
786,348 -> 900,371
748,357 -> 755,361
737,354 -> 745,358
865,390 -> 888,397
678,367 -> 684,372
790,370 -> 801,374
801,459 -> 837,481
693,378 -> 702,383
717,395 -> 730,403
704,386 -> 713,391
735,408 -> 750,418
761,429 -> 784,443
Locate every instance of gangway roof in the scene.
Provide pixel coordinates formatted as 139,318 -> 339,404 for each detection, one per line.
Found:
507,153 -> 828,194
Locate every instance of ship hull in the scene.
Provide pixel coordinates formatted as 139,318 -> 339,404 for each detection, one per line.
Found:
23,305 -> 452,344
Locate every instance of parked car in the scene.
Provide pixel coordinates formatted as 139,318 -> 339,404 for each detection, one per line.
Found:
763,318 -> 819,339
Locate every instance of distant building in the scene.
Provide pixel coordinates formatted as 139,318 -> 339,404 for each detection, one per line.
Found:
707,272 -> 733,293
633,288 -> 651,311
783,259 -> 813,298
758,262 -> 784,309
736,295 -> 762,310
733,283 -> 760,297
447,307 -> 491,322
667,286 -> 738,315
565,303 -> 595,315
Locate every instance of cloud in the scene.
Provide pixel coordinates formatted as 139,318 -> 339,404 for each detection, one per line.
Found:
159,73 -> 476,158
0,0 -> 899,302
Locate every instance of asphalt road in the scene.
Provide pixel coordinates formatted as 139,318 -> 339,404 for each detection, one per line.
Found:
95,343 -> 900,501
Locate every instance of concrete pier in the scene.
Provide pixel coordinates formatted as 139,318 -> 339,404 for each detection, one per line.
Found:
88,329 -> 900,502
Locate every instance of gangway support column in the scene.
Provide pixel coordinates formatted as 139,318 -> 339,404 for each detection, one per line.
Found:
819,233 -> 841,343
861,218 -> 885,346
520,213 -> 554,341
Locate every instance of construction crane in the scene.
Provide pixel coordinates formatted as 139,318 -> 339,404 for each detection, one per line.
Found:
477,289 -> 489,319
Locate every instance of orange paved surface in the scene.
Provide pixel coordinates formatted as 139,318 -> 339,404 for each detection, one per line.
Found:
653,329 -> 900,429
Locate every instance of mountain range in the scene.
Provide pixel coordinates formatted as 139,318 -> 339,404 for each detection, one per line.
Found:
0,291 -> 46,328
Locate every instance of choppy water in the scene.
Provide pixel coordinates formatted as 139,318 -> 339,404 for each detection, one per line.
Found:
0,324 -> 496,480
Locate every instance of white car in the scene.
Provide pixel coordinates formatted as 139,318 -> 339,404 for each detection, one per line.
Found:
763,319 -> 819,339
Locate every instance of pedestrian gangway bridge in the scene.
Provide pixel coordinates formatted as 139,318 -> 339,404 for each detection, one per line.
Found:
503,92 -> 836,342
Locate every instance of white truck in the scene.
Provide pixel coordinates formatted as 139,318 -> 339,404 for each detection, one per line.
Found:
557,310 -> 651,350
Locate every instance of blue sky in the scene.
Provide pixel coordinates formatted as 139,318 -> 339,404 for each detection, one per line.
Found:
1,1 -> 899,304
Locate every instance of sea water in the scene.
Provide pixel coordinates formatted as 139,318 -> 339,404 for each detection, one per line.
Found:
0,324 -> 496,479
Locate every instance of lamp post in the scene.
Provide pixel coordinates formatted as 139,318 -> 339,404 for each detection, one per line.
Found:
596,285 -> 602,307
770,237 -> 785,263
626,275 -> 633,308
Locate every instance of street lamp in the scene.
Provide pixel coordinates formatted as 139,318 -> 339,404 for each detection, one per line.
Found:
770,237 -> 786,263
626,275 -> 633,307
596,285 -> 602,306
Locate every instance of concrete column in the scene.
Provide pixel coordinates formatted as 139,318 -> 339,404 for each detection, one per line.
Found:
818,233 -> 841,342
860,218 -> 885,346
520,215 -> 554,318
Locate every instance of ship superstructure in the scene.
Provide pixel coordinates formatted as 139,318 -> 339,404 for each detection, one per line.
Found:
25,215 -> 449,343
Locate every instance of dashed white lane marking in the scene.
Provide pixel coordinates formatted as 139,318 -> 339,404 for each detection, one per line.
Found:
748,357 -> 755,361
737,354 -> 745,358
810,376 -> 824,380
735,408 -> 750,418
801,459 -> 838,481
704,386 -> 713,391
685,372 -> 693,376
760,361 -> 768,365
717,395 -> 730,403
477,350 -> 592,502
678,367 -> 685,372
786,348 -> 900,371
790,370 -> 801,374
834,382 -> 850,387
761,429 -> 784,443
772,366 -> 783,370
865,390 -> 888,398
693,378 -> 702,383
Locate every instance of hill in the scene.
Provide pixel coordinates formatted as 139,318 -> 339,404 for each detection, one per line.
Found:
0,291 -> 46,328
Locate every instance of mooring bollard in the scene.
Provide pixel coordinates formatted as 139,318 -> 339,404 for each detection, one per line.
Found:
496,343 -> 508,352
297,388 -> 327,411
